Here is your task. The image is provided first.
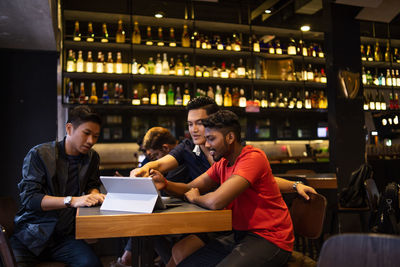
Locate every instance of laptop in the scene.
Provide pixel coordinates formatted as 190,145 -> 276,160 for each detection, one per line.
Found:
100,176 -> 181,214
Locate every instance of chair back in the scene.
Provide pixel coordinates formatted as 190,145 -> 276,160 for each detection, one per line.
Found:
0,197 -> 17,238
317,233 -> 400,267
364,178 -> 379,211
290,193 -> 327,239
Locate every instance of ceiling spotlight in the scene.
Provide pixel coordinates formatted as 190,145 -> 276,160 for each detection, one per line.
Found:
155,12 -> 164,18
300,25 -> 311,32
265,9 -> 272,14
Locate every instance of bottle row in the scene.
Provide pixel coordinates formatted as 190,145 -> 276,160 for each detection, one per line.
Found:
363,90 -> 400,111
362,67 -> 400,87
361,43 -> 400,63
69,20 -> 325,57
65,81 -> 328,110
65,50 -> 327,83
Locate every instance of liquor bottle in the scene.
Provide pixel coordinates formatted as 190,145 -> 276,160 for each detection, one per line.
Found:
138,63 -> 146,74
102,83 -> 110,104
366,45 -> 373,61
183,86 -> 191,106
287,38 -> 297,55
374,42 -> 382,62
193,31 -> 200,48
167,84 -> 174,105
142,88 -> 150,105
195,65 -> 202,77
196,88 -> 202,98
396,70 -> 400,86
360,45 -> 366,61
275,40 -> 282,54
113,83 -> 120,104
288,91 -> 295,109
175,55 -> 184,76
229,63 -> 237,78
307,64 -> 314,81
175,87 -> 183,105
254,90 -> 261,106
73,21 -> 81,41
252,35 -> 260,52
66,50 -> 75,72
223,87 -> 232,107
86,51 -> 93,73
162,53 -> 170,75
318,91 -> 328,109
366,70 -> 373,85
395,93 -> 400,109
147,57 -> 155,74
237,59 -> 246,78
215,85 -> 223,106
158,85 -> 166,106
362,67 -> 367,85
296,91 -> 303,109
118,84 -> 124,103
115,52 -> 123,74
268,92 -> 276,108
150,85 -> 158,105
203,66 -> 210,78
169,57 -> 176,75
300,40 -> 308,57
363,93 -> 369,110
116,20 -> 126,43
155,53 -> 163,75
216,36 -> 224,50
368,92 -> 375,110
317,44 -> 324,58
267,41 -> 275,54
66,81 -> 75,104
314,69 -> 321,83
232,87 -> 240,107
232,33 -> 241,51
182,25 -> 191,48
225,38 -> 232,51
220,62 -> 229,78
169,28 -> 176,47
79,82 -> 86,104
145,26 -> 153,45
304,91 -> 312,109
239,89 -> 246,107
311,90 -> 319,109
261,90 -> 268,108
87,22 -> 94,42
206,36 -> 212,49
96,52 -> 104,73
386,69 -> 392,86
106,52 -> 114,73
132,89 -> 141,105
132,58 -> 138,74
212,61 -> 219,78
157,27 -> 164,46
183,54 -> 190,76
394,48 -> 400,63
101,23 -> 109,43
391,69 -> 397,87
380,92 -> 387,110
310,44 -> 317,57
88,83 -> 98,104
132,21 -> 141,44
384,41 -> 391,62
378,72 -> 385,86
207,86 -> 214,99
277,92 -> 286,108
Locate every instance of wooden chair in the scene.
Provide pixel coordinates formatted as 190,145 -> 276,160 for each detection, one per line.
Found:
285,193 -> 327,267
0,197 -> 66,267
317,233 -> 400,267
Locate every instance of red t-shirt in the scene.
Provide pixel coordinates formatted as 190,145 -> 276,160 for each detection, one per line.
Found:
206,145 -> 294,251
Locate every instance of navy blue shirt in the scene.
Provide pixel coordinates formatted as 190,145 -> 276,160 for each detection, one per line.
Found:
169,139 -> 211,181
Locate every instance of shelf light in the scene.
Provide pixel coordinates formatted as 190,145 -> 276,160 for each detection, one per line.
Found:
300,25 -> 310,32
371,131 -> 378,136
265,9 -> 272,14
155,12 -> 164,19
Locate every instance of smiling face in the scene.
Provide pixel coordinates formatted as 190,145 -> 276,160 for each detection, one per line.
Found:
187,108 -> 209,145
204,127 -> 230,162
65,121 -> 101,156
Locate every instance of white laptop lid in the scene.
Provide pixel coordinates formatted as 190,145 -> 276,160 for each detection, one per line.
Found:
100,176 -> 166,213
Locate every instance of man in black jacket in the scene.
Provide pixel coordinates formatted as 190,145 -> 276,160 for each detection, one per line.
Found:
10,105 -> 105,267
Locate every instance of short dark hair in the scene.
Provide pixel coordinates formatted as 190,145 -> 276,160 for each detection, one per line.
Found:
142,127 -> 177,150
202,110 -> 241,142
186,96 -> 219,115
67,105 -> 102,128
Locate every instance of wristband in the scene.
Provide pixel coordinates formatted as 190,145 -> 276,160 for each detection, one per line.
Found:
292,181 -> 304,192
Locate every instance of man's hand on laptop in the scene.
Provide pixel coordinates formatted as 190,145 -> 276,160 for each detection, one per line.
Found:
130,166 -> 150,177
71,193 -> 105,208
149,169 -> 167,191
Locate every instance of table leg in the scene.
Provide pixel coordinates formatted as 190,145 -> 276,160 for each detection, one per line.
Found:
131,236 -> 154,267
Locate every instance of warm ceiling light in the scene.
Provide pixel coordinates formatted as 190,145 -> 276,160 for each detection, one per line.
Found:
155,12 -> 163,18
300,25 -> 311,32
264,9 -> 272,14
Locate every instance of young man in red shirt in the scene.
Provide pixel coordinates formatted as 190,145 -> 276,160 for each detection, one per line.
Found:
151,110 -> 313,266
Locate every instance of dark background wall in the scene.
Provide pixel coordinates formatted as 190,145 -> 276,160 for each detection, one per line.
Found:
1,49 -> 57,202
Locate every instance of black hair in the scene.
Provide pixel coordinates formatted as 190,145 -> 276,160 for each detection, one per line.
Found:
186,96 -> 219,115
202,110 -> 241,142
67,105 -> 102,128
142,127 -> 177,150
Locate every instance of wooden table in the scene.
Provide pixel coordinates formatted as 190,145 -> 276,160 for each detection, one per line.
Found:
76,202 -> 232,266
276,173 -> 338,189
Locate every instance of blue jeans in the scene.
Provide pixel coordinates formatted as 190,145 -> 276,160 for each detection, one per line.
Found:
177,231 -> 291,267
10,235 -> 102,267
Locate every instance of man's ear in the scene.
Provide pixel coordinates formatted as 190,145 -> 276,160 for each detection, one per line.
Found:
65,123 -> 73,136
226,132 -> 235,144
161,144 -> 170,153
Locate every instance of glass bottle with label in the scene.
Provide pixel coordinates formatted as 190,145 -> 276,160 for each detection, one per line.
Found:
237,59 -> 246,78
145,26 -> 153,45
261,90 -> 268,108
162,53 -> 170,75
88,83 -> 98,104
183,54 -> 190,76
167,84 -> 174,105
232,87 -> 240,107
239,89 -> 246,107
169,57 -> 176,75
158,85 -> 166,106
115,52 -> 123,74
131,58 -> 138,74
132,21 -> 141,44
252,35 -> 260,52
150,85 -> 158,105
101,23 -> 109,43
106,52 -> 114,73
229,63 -> 237,78
66,50 -> 75,72
73,21 -> 81,41
79,82 -> 86,104
169,28 -> 176,47
132,89 -> 141,105
147,57 -> 155,75
304,91 -> 312,109
360,45 -> 366,61
384,41 -> 391,62
183,85 -> 191,106
287,38 -> 297,55
181,25 -> 191,48
366,45 -> 373,61
96,52 -> 103,73
212,61 -> 219,77
76,51 -> 84,72
296,91 -> 303,109
268,92 -> 276,108
215,85 -> 223,106
102,83 -> 110,104
275,40 -> 282,54
86,51 -> 93,73
175,56 -> 184,76
142,88 -> 150,105
374,42 -> 382,62
175,87 -> 183,105
116,20 -> 126,43
318,91 -> 328,109
220,62 -> 228,78
87,22 -> 94,42
207,86 -> 214,99
66,81 -> 76,104
224,87 -> 232,107
363,93 -> 369,110
157,27 -> 164,46
155,53 -> 163,75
